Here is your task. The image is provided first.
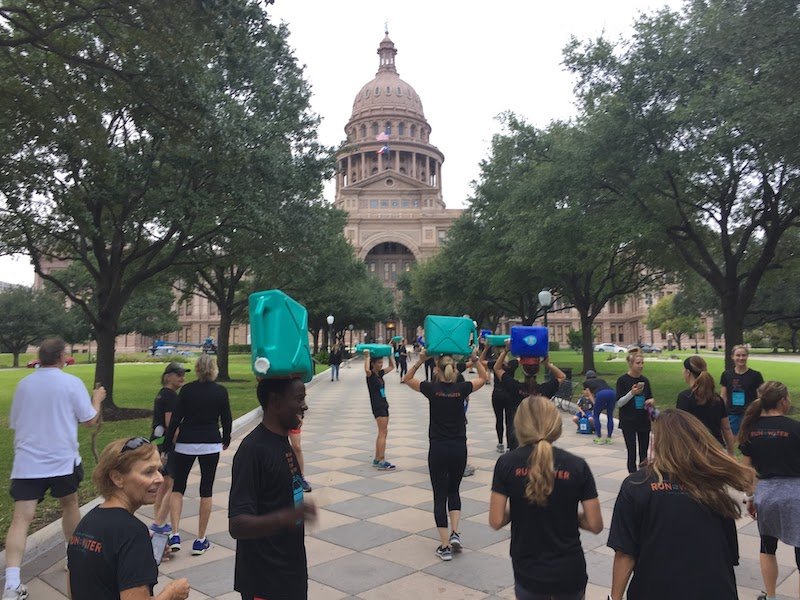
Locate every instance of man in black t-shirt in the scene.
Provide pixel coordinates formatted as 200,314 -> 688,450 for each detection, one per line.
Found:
493,340 -> 565,449
228,378 -> 316,600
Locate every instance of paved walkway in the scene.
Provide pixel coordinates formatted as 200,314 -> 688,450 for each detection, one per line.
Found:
12,363 -> 800,599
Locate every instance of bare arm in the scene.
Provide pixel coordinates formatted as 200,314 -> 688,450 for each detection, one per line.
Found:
542,356 -> 565,383
741,455 -> 757,519
470,355 -> 488,392
610,551 -> 636,600
81,386 -> 106,426
383,352 -> 396,375
488,491 -> 510,530
229,502 -> 317,540
364,351 -> 372,375
720,384 -> 728,404
577,497 -> 603,534
402,350 -> 425,392
493,347 -> 509,380
721,416 -> 736,456
120,578 -> 190,600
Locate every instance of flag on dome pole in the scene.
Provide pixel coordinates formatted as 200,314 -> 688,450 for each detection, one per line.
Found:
377,144 -> 389,155
376,130 -> 390,142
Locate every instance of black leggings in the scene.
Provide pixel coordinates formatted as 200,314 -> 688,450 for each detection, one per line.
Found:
760,535 -> 800,568
514,583 -> 585,600
492,392 -> 506,445
171,452 -> 220,497
424,358 -> 435,381
622,429 -> 650,473
506,402 -> 520,450
428,440 -> 467,529
399,357 -> 408,378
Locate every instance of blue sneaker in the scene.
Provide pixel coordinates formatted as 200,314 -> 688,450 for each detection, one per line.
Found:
168,534 -> 181,552
150,522 -> 171,535
375,460 -> 396,471
191,538 -> 210,555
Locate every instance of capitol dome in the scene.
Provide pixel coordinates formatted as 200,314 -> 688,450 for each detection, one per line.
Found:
349,32 -> 425,121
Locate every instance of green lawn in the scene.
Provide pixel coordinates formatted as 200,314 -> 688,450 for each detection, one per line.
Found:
0,354 -> 329,545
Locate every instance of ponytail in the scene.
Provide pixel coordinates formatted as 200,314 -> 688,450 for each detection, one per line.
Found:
513,396 -> 562,506
436,356 -> 458,383
692,372 -> 716,405
738,381 -> 789,445
526,440 -> 555,506
737,399 -> 763,446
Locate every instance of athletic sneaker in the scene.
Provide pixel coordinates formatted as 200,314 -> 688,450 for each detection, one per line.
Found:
496,443 -> 505,453
449,531 -> 462,552
463,464 -> 476,477
604,437 -> 614,445
375,460 -> 396,471
191,538 -> 210,555
435,545 -> 453,561
300,476 -> 312,493
150,522 -> 171,535
168,533 -> 181,552
593,437 -> 604,444
2,585 -> 28,600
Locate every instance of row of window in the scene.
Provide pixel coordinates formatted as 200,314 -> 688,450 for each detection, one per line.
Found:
369,199 -> 420,209
350,121 -> 429,143
367,261 -> 413,281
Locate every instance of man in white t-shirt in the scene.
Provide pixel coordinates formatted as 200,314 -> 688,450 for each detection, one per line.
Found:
3,338 -> 105,600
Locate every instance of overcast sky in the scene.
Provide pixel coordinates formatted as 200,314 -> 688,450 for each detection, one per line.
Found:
0,0 -> 683,286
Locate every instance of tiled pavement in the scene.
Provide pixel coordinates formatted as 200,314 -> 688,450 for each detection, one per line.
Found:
12,362 -> 800,599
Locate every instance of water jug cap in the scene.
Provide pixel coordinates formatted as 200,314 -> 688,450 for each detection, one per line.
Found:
254,356 -> 271,374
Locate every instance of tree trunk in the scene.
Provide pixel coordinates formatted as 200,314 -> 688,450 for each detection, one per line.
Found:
216,309 -> 232,381
675,334 -> 683,350
94,325 -> 119,411
721,306 -> 745,371
579,312 -> 596,374
12,350 -> 20,368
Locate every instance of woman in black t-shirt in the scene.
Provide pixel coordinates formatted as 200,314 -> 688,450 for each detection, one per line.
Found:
720,344 -> 764,436
615,348 -> 655,473
738,381 -> 800,600
397,340 -> 409,378
403,350 -> 487,560
490,396 -> 602,599
607,409 -> 754,600
676,355 -> 736,454
364,349 -> 396,470
67,437 -> 190,600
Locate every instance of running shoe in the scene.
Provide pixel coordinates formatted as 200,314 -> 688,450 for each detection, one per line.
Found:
150,522 -> 171,535
300,476 -> 312,493
375,460 -> 396,471
496,443 -> 505,453
463,464 -> 476,477
191,538 -> 210,555
435,545 -> 453,561
2,585 -> 28,600
593,437 -> 604,444
604,437 -> 614,444
449,531 -> 462,552
168,533 -> 181,552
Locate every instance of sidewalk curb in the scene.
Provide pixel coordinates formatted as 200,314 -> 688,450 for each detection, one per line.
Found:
0,366 -> 332,572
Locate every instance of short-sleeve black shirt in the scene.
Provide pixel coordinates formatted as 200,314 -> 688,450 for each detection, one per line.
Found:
67,506 -> 158,600
366,369 -> 387,404
720,368 -> 764,416
739,415 -> 800,479
419,380 -> 473,442
151,387 -> 178,440
607,470 -> 738,600
492,446 -> 597,594
583,377 -> 611,394
501,372 -> 560,408
616,374 -> 653,432
675,390 -> 728,445
229,424 -> 307,599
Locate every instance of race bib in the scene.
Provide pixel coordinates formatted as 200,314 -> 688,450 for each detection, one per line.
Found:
379,387 -> 386,399
732,390 -> 746,407
635,395 -> 645,410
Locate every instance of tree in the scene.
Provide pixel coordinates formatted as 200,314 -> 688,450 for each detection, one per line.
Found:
646,295 -> 701,351
0,2 -> 325,412
564,0 -> 800,369
0,287 -> 64,366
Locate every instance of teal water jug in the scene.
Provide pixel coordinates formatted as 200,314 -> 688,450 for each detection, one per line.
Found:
486,334 -> 510,347
391,335 -> 403,343
423,315 -> 477,356
355,343 -> 393,358
510,325 -> 549,357
249,290 -> 314,382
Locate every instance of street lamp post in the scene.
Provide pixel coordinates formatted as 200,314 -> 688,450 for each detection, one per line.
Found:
538,289 -> 553,329
326,314 -> 334,354
645,294 -> 654,345
347,324 -> 354,367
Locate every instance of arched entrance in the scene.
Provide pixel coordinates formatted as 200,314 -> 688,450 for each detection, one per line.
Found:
364,242 -> 416,343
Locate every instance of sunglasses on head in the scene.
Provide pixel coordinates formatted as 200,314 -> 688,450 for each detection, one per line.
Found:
121,437 -> 151,454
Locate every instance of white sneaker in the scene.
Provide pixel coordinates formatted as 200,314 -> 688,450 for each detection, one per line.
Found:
3,584 -> 29,600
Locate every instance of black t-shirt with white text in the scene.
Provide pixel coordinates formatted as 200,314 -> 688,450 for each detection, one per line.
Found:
419,380 -> 474,442
229,424 -> 307,599
68,506 -> 158,600
501,372 -> 560,408
366,369 -> 387,405
492,446 -> 597,594
615,374 -> 653,432
607,470 -> 739,600
739,415 -> 800,479
720,368 -> 764,416
676,390 -> 728,445
151,387 -> 178,442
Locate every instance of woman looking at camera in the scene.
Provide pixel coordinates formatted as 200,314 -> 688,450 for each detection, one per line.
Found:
616,348 -> 656,473
67,437 -> 190,600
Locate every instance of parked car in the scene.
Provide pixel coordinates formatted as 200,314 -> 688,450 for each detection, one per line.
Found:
27,356 -> 76,368
594,343 -> 627,353
629,343 -> 662,354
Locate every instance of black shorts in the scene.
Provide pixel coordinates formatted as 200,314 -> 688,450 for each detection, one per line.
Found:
10,462 -> 84,502
371,398 -> 389,418
160,450 -> 177,478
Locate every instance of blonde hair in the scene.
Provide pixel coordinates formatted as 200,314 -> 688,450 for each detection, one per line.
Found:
650,409 -> 754,519
195,354 -> 218,382
435,355 -> 458,384
93,438 -> 159,499
513,396 -> 563,506
626,347 -> 643,367
731,344 -> 749,357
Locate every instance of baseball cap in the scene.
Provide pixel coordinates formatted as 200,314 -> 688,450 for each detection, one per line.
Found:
163,362 -> 190,376
585,370 -> 597,379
